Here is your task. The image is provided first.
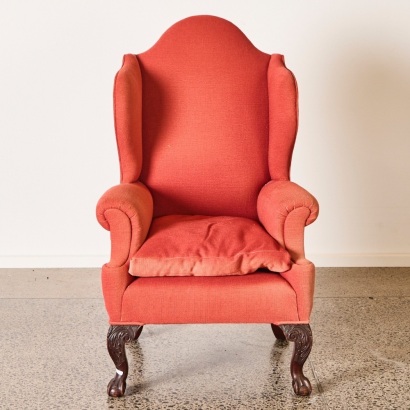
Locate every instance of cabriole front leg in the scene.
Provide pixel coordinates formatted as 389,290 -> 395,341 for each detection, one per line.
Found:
279,324 -> 313,396
107,325 -> 143,397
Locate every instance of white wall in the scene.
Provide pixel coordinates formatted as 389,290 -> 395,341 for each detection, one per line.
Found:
1,0 -> 409,267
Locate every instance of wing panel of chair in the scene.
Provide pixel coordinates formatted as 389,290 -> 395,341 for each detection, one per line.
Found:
267,54 -> 299,181
97,15 -> 319,398
114,54 -> 143,183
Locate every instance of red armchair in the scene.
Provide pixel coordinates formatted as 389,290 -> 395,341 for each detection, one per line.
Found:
97,15 -> 319,397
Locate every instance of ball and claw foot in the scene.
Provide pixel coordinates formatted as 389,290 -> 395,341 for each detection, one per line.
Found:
107,371 -> 126,397
292,374 -> 312,396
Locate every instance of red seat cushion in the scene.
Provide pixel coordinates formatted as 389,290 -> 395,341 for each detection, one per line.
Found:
129,215 -> 291,277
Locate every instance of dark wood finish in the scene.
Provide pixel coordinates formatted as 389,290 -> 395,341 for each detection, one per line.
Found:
106,323 -> 312,397
279,324 -> 313,396
107,325 -> 143,397
133,325 -> 144,341
270,324 -> 286,341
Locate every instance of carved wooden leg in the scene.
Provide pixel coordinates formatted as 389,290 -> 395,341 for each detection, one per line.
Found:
271,324 -> 286,341
279,324 -> 313,396
107,325 -> 143,397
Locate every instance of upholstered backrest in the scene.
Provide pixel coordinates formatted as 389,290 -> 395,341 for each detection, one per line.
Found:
114,16 -> 298,219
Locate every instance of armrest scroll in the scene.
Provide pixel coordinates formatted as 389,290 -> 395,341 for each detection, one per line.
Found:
257,180 -> 318,263
96,182 -> 153,267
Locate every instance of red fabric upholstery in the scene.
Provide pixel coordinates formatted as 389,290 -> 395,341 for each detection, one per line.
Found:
257,181 -> 319,262
98,16 -> 319,326
114,54 -> 143,183
97,182 -> 153,267
267,55 -> 299,180
136,16 -> 271,219
102,262 -> 315,324
280,262 -> 315,322
129,215 -> 291,277
117,273 -> 300,325
101,264 -> 134,323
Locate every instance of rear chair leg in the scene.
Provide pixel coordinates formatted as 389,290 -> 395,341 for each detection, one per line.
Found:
107,325 -> 143,397
279,324 -> 313,396
270,324 -> 287,341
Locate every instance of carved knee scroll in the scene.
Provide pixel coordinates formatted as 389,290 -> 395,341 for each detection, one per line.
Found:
107,325 -> 143,397
279,324 -> 313,396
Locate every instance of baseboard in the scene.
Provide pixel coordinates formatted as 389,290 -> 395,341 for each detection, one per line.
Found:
0,255 -> 106,268
0,254 -> 410,268
309,253 -> 410,267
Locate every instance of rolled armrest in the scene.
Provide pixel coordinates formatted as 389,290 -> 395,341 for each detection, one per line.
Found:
96,182 -> 153,267
257,180 -> 318,262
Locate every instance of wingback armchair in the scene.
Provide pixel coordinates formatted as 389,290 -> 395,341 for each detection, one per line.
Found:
97,15 -> 319,398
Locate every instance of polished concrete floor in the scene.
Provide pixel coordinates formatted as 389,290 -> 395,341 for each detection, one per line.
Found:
0,267 -> 409,409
